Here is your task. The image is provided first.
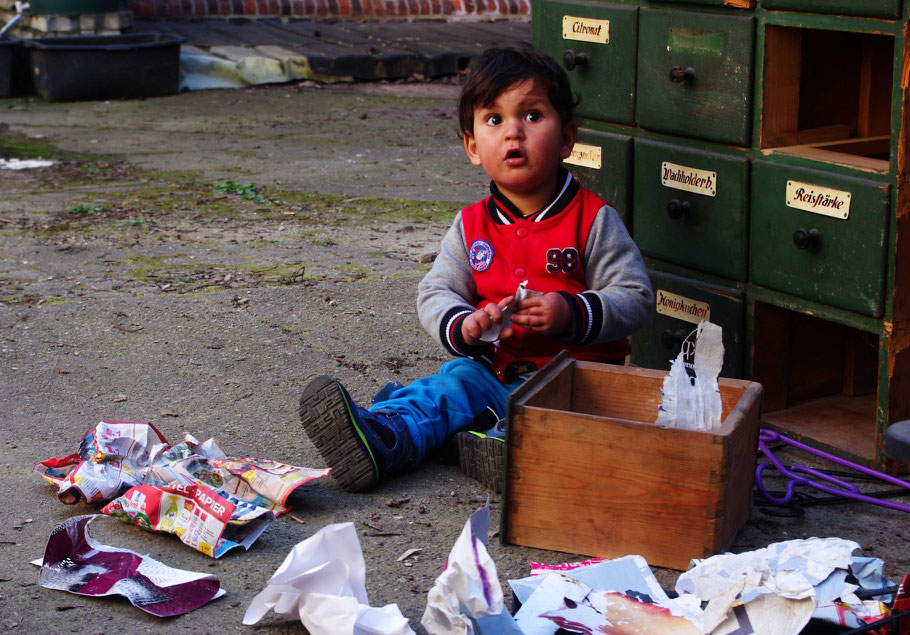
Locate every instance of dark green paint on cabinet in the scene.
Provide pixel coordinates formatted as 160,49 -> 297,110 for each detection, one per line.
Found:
630,269 -> 744,378
761,0 -> 901,19
536,0 -> 637,125
633,139 -> 750,281
564,129 -> 632,229
750,161 -> 890,317
636,8 -> 754,146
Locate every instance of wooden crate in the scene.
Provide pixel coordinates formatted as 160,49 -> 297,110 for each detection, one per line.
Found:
501,353 -> 763,570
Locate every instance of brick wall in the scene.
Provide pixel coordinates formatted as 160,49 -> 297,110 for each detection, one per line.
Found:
0,0 -> 132,37
125,0 -> 529,19
0,0 -> 527,39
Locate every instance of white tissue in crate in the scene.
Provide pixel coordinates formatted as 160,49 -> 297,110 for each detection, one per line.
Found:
656,321 -> 724,431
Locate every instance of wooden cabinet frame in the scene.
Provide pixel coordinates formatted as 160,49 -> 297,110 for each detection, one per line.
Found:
533,0 -> 910,470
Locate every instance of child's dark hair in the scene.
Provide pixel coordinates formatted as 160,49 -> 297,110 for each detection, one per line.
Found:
458,44 -> 577,137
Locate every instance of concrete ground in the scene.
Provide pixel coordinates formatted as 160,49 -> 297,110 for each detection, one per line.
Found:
1,75 -> 909,632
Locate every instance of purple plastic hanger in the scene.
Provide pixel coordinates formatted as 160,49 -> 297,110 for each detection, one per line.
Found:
756,429 -> 910,514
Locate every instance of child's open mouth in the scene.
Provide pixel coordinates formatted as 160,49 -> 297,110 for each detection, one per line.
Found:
505,149 -> 526,164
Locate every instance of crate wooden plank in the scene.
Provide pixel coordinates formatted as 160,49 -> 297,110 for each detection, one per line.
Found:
507,409 -> 728,568
504,358 -> 761,570
569,363 -> 664,421
713,381 -> 763,550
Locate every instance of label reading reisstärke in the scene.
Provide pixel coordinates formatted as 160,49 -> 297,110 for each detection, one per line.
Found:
786,180 -> 851,220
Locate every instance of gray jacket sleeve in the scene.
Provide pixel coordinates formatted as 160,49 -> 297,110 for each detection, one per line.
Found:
416,212 -> 479,356
577,204 -> 653,343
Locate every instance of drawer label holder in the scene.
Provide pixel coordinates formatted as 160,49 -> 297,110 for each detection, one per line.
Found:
661,162 -> 717,197
562,16 -> 610,45
786,180 -> 851,219
655,289 -> 711,324
565,142 -> 602,170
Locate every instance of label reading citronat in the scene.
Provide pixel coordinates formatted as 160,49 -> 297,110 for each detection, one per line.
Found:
562,16 -> 610,45
661,162 -> 717,197
786,180 -> 851,220
564,142 -> 602,170
655,289 -> 711,325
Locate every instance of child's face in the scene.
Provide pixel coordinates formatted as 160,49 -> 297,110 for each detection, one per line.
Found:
463,78 -> 576,214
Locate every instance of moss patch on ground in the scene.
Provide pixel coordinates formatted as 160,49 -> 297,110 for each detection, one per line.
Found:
0,126 -> 59,160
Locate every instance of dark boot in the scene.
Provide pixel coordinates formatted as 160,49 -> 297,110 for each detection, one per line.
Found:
299,375 -> 412,492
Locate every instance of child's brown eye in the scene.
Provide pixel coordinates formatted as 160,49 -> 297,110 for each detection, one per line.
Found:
525,111 -> 542,122
485,114 -> 502,126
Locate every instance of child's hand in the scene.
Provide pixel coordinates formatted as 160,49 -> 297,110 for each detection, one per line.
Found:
510,292 -> 571,336
461,296 -> 515,346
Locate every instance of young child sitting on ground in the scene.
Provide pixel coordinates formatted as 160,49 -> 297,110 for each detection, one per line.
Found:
299,44 -> 653,492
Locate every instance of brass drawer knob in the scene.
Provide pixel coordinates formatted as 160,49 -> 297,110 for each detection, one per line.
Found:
667,199 -> 691,219
660,328 -> 689,349
793,227 -> 820,250
669,66 -> 695,83
563,50 -> 589,71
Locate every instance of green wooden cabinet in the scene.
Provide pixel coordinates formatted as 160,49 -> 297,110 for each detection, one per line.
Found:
633,139 -> 749,280
631,269 -> 744,378
533,0 -> 910,470
750,161 -> 890,317
536,0 -> 637,125
564,129 -> 632,229
761,0 -> 901,19
636,8 -> 754,146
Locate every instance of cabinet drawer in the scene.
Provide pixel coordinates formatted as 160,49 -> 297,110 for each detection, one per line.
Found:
630,269 -> 744,378
536,0 -> 637,125
750,161 -> 890,317
633,139 -> 750,281
636,8 -> 754,146
564,129 -> 632,229
761,0 -> 900,19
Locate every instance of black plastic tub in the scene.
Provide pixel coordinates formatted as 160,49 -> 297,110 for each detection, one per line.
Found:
0,40 -> 14,97
28,0 -> 118,14
25,33 -> 184,101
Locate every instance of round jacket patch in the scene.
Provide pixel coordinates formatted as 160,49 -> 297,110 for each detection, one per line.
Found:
468,239 -> 494,272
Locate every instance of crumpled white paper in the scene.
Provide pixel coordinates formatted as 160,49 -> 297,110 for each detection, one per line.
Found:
656,320 -> 725,431
509,555 -> 704,635
514,573 -> 591,635
421,502 -> 505,634
243,522 -> 414,635
0,158 -> 55,170
676,537 -> 861,634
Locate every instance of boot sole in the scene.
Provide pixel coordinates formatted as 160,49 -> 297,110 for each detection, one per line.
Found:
457,432 -> 504,494
299,375 -> 378,492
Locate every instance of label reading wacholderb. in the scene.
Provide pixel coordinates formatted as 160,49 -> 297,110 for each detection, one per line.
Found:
786,180 -> 851,220
661,162 -> 717,197
562,16 -> 610,44
564,142 -> 602,170
655,289 -> 711,325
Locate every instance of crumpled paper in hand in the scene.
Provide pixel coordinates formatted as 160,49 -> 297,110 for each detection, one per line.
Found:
656,321 -> 724,431
479,280 -> 537,343
421,501 -> 505,634
243,522 -> 413,635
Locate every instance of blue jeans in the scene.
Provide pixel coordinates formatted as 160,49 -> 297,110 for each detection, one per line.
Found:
369,357 -> 523,466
